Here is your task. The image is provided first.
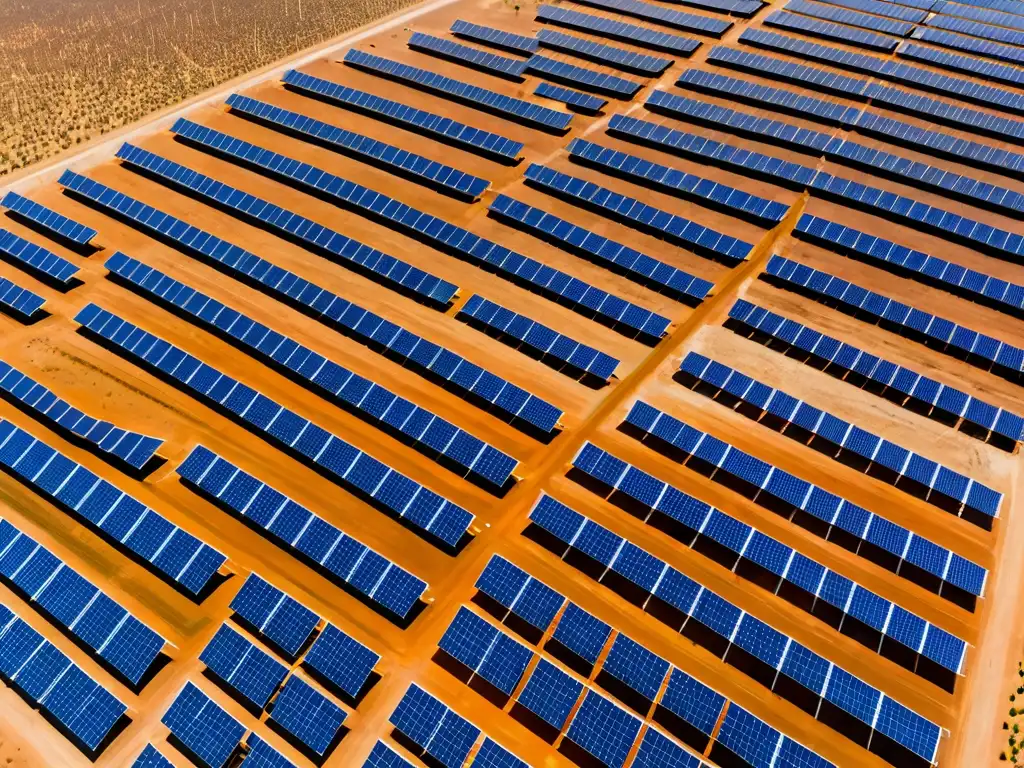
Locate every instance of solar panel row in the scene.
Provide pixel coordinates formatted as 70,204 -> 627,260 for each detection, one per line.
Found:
930,0 -> 1024,30
450,19 -> 540,54
487,194 -> 715,302
795,212 -> 1024,316
784,0 -> 915,36
105,252 -> 519,489
168,120 -> 671,341
523,163 -> 754,263
343,49 -> 574,131
57,170 -> 561,436
764,254 -> 1024,384
0,518 -> 165,685
224,94 -> 491,200
935,0 -> 1024,15
564,437 -> 970,675
534,81 -> 608,114
534,5 -> 703,56
0,191 -> 97,246
926,13 -> 1024,49
0,604 -> 127,753
75,304 -> 475,549
0,418 -> 226,596
407,32 -> 529,80
680,351 -> 1002,520
569,0 -> 735,35
0,276 -> 45,321
568,136 -> 790,225
897,40 -> 1024,88
911,25 -> 1024,66
178,446 -> 428,619
764,10 -> 900,52
526,54 -> 644,98
230,573 -> 320,659
809,0 -> 927,23
117,139 -> 460,306
618,401 -> 989,597
280,69 -> 525,161
0,360 -> 163,469
200,623 -> 288,710
727,298 -> 1024,446
0,229 -> 79,285
534,28 -> 673,75
528,492 -> 942,764
458,295 -> 620,380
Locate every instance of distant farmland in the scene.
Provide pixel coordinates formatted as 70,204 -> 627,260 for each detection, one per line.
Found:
0,0 -> 419,176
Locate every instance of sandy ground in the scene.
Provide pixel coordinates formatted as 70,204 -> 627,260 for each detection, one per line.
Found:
0,0 -> 1020,766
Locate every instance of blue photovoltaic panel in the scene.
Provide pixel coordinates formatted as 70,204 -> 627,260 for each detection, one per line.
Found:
0,419 -> 225,596
535,6 -> 703,57
475,555 -> 565,630
660,668 -> 725,735
230,573 -> 320,659
303,623 -> 380,699
407,33 -> 529,79
0,518 -> 165,685
522,163 -> 753,263
450,19 -> 540,54
225,94 -> 490,199
0,230 -> 79,285
132,745 -> 174,768
119,137 -> 459,307
570,0 -> 738,33
536,28 -> 673,75
927,12 -> 1024,48
551,602 -> 611,664
199,623 -> 288,710
566,690 -> 642,768
526,54 -> 643,98
458,295 -> 620,379
106,253 -> 519,489
439,607 -> 533,695
243,735 -> 296,768
343,49 -> 573,131
765,9 -> 900,52
716,704 -> 781,767
784,0 -> 913,34
165,121 -> 667,343
161,682 -> 246,768
488,194 -> 713,303
633,728 -> 705,768
388,684 -> 481,768
75,306 -> 474,550
280,69 -> 524,161
601,633 -> 669,700
516,658 -> 582,729
897,40 -> 1024,89
268,676 -> 346,756
0,276 -> 45,321
0,360 -> 163,469
177,446 -> 428,619
473,738 -> 528,768
534,81 -> 607,114
1,191 -> 97,246
363,741 -> 415,767
813,0 -> 926,22
912,25 -> 1024,67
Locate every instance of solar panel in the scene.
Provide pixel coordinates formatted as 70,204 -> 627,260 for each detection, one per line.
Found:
0,418 -> 225,596
601,633 -> 669,700
408,33 -> 528,79
118,138 -> 459,306
388,684 -> 481,767
535,6 -> 702,56
0,276 -> 45,321
534,81 -> 607,113
243,735 -> 296,768
475,555 -> 565,630
132,744 -> 174,768
523,163 -> 753,263
0,360 -> 163,470
567,137 -> 789,226
931,0 -> 1024,29
303,623 -> 380,699
225,94 -> 490,199
230,573 -> 320,659
526,54 -> 643,98
165,121 -> 667,342
0,191 -> 97,246
0,229 -> 79,285
911,26 -> 1024,67
0,518 -> 165,685
812,0 -> 926,22
569,0 -> 740,32
343,49 -> 573,131
75,305 -> 474,550
716,704 -> 781,767
280,69 -> 524,161
178,446 -> 428,619
765,255 -> 1023,404
458,295 -> 620,379
106,253 -> 519,489
516,658 -> 582,728
786,0 -> 913,33
660,668 -> 725,734
450,19 -> 540,54
199,623 -> 288,710
632,728 -> 705,768
268,675 -> 346,756
565,690 -> 642,768
536,29 -> 672,75
765,9 -> 900,52
551,602 -> 611,664
897,40 -> 1024,88
473,738 -> 528,768
439,607 -> 533,694
926,12 -> 1024,49
363,741 -> 415,767
161,682 -> 246,768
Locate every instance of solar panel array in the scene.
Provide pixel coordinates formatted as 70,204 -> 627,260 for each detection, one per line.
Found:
224,94 -> 491,200
764,255 -> 1024,382
526,54 -> 644,98
177,445 -> 429,619
450,19 -> 539,54
458,295 -> 620,380
728,298 -> 1024,447
679,352 -> 1002,520
785,0 -> 915,34
534,28 -> 673,75
168,119 -> 670,341
0,604 -> 127,752
810,0 -> 926,23
911,25 -> 1024,67
533,81 -> 607,114
244,734 -> 296,768
528,491 -> 943,764
438,606 -> 533,694
534,5 -> 703,56
0,418 -> 226,596
927,13 -> 1024,49
0,518 -> 166,685
897,40 -> 1024,88
408,32 -> 529,80
571,0 -> 736,34
764,10 -> 901,52
0,229 -> 79,286
132,744 -> 174,768
0,360 -> 163,469
0,191 -> 97,246
105,252 -> 519,489
615,404 -> 989,598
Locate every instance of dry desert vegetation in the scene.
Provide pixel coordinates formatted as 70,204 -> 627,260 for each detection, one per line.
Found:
0,0 -> 420,176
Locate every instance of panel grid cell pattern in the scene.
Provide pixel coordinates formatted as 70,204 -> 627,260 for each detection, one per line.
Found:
783,0 -> 913,34
268,675 -> 346,756
1,191 -> 97,245
437,606 -> 534,694
199,623 -> 288,710
161,682 -> 246,768
0,229 -> 79,285
475,554 -> 565,630
177,445 -> 427,619
388,684 -> 481,768
303,622 -> 380,699
75,304 -> 474,549
535,5 -> 703,56
911,25 -> 1024,67
229,573 -> 320,659
0,276 -> 45,321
